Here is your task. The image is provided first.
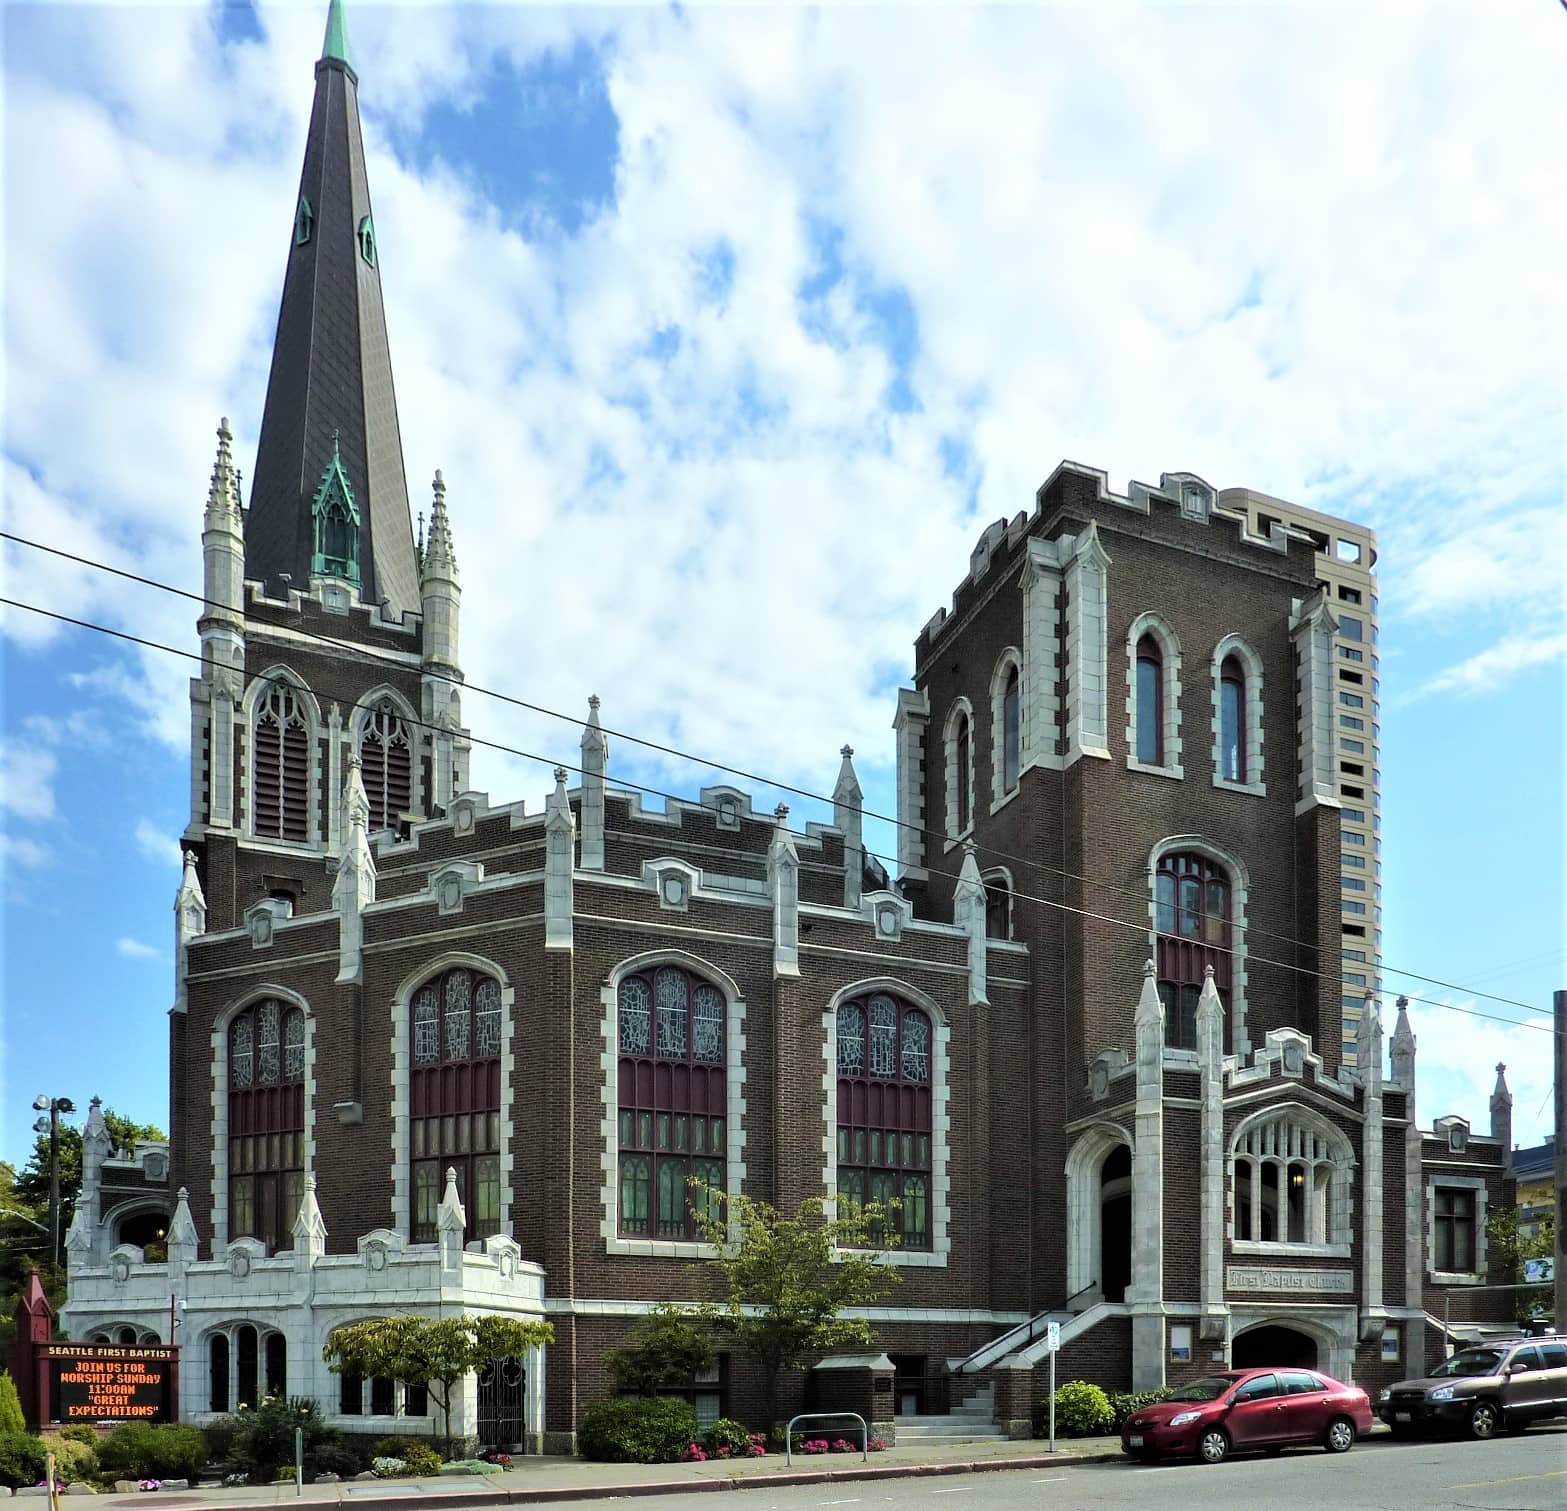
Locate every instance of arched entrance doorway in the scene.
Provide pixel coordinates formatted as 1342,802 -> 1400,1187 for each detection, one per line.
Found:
1232,1325 -> 1319,1370
1100,1145 -> 1132,1303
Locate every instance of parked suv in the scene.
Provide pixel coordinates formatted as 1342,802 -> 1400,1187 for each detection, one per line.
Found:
1379,1338 -> 1567,1439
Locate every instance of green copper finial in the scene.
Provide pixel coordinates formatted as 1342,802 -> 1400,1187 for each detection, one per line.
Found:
322,0 -> 351,65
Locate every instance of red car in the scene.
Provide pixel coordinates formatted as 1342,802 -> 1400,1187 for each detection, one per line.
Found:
1122,1367 -> 1375,1464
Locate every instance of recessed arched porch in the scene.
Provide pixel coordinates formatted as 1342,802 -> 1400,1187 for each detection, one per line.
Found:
1065,1123 -> 1134,1305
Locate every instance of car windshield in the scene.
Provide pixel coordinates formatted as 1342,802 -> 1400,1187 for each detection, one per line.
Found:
1430,1349 -> 1504,1378
1166,1376 -> 1234,1403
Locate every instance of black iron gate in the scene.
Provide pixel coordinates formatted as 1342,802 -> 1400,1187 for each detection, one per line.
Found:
476,1357 -> 526,1450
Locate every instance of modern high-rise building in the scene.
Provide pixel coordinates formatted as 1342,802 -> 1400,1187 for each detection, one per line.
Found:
1217,491 -> 1380,1065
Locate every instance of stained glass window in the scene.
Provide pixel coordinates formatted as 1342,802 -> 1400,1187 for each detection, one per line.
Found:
409,967 -> 502,1243
836,992 -> 934,1251
228,998 -> 305,1251
1155,852 -> 1231,1051
618,964 -> 727,1240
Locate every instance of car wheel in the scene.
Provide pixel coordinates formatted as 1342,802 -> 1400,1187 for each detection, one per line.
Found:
1197,1428 -> 1230,1465
1467,1401 -> 1500,1440
1324,1418 -> 1355,1454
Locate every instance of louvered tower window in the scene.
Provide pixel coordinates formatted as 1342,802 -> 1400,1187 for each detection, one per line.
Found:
252,685 -> 310,841
359,700 -> 412,832
410,967 -> 502,1243
229,997 -> 306,1251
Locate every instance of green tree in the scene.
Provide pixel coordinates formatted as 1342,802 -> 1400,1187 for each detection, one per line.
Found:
323,1314 -> 554,1451
0,1371 -> 25,1434
605,1306 -> 715,1397
1486,1205 -> 1553,1314
691,1189 -> 900,1428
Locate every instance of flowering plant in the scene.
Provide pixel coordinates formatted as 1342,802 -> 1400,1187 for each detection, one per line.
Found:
868,1438 -> 888,1452
485,1452 -> 512,1469
747,1433 -> 767,1457
138,1480 -> 164,1492
371,1457 -> 408,1478
684,1443 -> 708,1462
830,1438 -> 857,1453
801,1438 -> 830,1455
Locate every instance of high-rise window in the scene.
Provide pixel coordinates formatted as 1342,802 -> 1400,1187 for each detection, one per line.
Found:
836,992 -> 933,1250
229,998 -> 306,1250
1154,852 -> 1230,1050
410,967 -> 502,1243
252,684 -> 310,841
617,966 -> 726,1240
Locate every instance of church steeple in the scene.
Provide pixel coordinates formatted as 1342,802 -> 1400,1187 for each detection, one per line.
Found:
243,0 -> 420,616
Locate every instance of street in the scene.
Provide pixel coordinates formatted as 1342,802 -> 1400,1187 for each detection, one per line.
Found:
577,1426 -> 1567,1510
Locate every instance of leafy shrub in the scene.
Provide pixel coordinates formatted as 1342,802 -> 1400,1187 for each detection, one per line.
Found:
1107,1388 -> 1171,1429
371,1438 -> 441,1476
577,1398 -> 699,1464
306,1444 -> 362,1480
56,1425 -> 101,1447
698,1419 -> 756,1458
1041,1380 -> 1115,1437
201,1416 -> 239,1465
41,1435 -> 99,1484
0,1377 -> 27,1437
236,1398 -> 337,1477
97,1422 -> 207,1481
371,1457 -> 406,1479
0,1433 -> 48,1490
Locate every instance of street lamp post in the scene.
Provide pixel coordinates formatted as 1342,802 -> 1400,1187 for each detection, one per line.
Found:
32,1094 -> 76,1270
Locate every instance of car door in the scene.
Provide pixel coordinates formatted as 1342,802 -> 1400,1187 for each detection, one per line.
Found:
1277,1370 -> 1333,1441
1537,1343 -> 1567,1419
1502,1346 -> 1547,1418
1226,1373 -> 1285,1448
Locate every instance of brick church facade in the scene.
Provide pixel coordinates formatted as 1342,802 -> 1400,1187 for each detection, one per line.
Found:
62,1 -> 1519,1450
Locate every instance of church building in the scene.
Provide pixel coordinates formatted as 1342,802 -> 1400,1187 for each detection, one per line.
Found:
61,1 -> 1518,1451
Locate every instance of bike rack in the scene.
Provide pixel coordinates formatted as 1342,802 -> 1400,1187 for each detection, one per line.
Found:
783,1411 -> 871,1468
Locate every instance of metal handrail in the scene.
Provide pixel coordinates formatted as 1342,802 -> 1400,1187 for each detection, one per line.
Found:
784,1411 -> 871,1467
951,1282 -> 1098,1375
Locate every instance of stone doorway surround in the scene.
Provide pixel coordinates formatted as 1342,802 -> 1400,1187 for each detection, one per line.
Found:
1227,1304 -> 1357,1383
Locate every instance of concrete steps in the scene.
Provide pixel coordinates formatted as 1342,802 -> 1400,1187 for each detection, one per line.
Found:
895,1383 -> 1004,1444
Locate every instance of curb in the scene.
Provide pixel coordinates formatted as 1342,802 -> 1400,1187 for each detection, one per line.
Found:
295,1451 -> 1127,1507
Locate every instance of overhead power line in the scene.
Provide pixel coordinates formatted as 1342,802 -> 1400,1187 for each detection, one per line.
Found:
0,529 -> 1554,1024
0,592 -> 1556,1044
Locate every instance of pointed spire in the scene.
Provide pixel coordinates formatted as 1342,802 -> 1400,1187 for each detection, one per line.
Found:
544,766 -> 575,951
167,1186 -> 200,1265
954,841 -> 988,1006
1357,992 -> 1382,1090
321,0 -> 352,65
580,696 -> 607,871
205,417 -> 240,527
768,804 -> 801,977
833,745 -> 862,806
291,1173 -> 328,1261
1390,993 -> 1415,1093
437,1165 -> 466,1267
582,693 -> 607,758
422,469 -> 457,581
1135,957 -> 1163,1028
1490,1061 -> 1513,1148
334,754 -> 376,982
834,744 -> 864,911
1491,1062 -> 1511,1102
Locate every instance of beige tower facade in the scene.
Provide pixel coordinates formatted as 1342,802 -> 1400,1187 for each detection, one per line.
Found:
1217,489 -> 1380,1063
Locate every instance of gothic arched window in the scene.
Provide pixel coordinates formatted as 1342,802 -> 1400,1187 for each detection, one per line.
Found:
410,967 -> 502,1243
228,997 -> 305,1250
617,965 -> 726,1240
836,992 -> 933,1249
1220,655 -> 1246,783
252,684 -> 310,842
1001,663 -> 1021,792
1154,852 -> 1230,1050
359,699 -> 413,832
1135,635 -> 1164,766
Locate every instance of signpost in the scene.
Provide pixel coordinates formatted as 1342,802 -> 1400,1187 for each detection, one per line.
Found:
42,1342 -> 177,1425
1045,1321 -> 1062,1453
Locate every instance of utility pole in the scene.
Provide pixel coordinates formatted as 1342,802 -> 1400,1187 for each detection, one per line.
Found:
31,1094 -> 76,1270
1554,990 -> 1565,1333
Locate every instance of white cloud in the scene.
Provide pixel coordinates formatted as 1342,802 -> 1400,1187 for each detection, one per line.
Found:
1411,629 -> 1567,702
0,834 -> 53,870
0,741 -> 58,821
1404,999 -> 1554,1149
114,937 -> 160,961
134,819 -> 183,871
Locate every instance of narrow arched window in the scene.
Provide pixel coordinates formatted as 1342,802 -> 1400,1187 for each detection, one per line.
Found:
1154,852 -> 1230,1051
236,1325 -> 259,1410
252,684 -> 310,842
984,876 -> 1011,941
955,713 -> 971,832
617,965 -> 727,1240
359,699 -> 413,832
209,1333 -> 229,1413
836,992 -> 933,1250
265,1332 -> 287,1398
1220,656 -> 1245,782
1001,664 -> 1021,791
410,967 -> 502,1243
228,998 -> 305,1250
1135,635 -> 1163,765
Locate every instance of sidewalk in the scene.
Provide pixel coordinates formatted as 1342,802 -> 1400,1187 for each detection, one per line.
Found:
85,1437 -> 1124,1508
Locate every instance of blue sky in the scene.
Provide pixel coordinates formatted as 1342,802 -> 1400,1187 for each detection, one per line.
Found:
1,0 -> 1563,1164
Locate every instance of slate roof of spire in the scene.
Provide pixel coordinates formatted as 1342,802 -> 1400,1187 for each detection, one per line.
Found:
243,0 -> 419,616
